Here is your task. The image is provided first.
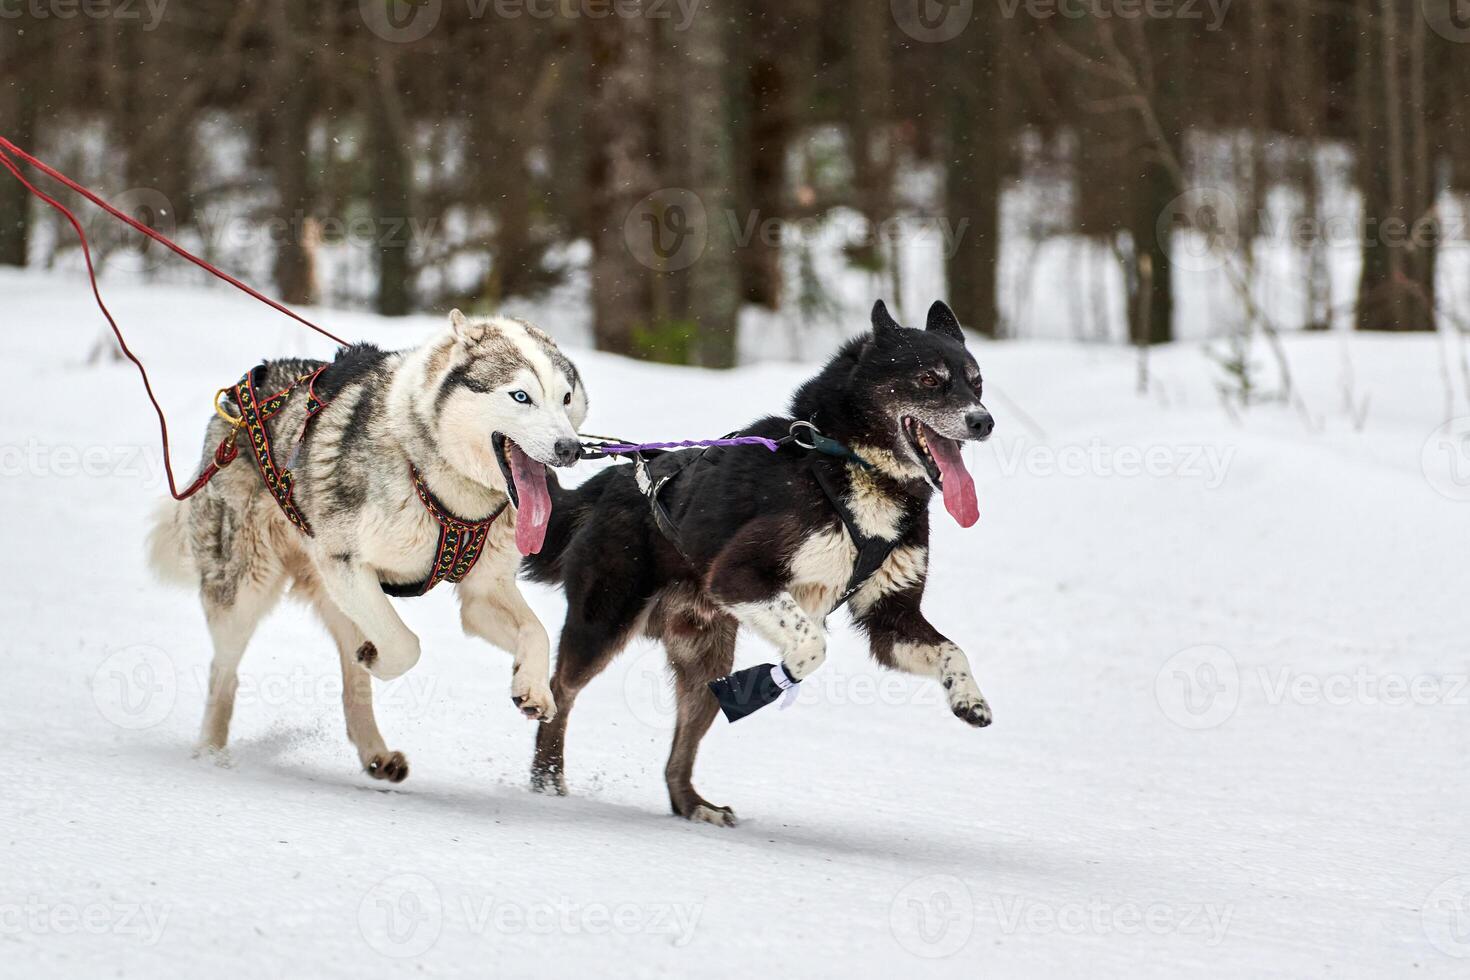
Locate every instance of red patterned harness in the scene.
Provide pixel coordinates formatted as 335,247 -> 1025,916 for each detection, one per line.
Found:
206,364 -> 506,597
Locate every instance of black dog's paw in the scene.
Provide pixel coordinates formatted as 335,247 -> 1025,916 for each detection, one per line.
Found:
952,697 -> 992,728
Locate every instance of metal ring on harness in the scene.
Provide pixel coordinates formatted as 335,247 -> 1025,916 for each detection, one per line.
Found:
788,420 -> 820,450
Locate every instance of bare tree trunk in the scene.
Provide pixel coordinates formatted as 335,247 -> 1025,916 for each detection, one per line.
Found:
735,0 -> 787,309
1355,0 -> 1435,331
585,8 -> 657,356
369,51 -> 413,317
263,0 -> 318,307
845,0 -> 893,271
944,19 -> 1001,337
0,27 -> 38,267
683,4 -> 740,367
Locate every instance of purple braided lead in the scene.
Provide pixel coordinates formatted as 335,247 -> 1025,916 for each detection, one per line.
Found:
594,435 -> 781,455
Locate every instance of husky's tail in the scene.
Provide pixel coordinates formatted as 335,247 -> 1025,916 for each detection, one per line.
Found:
146,498 -> 197,587
521,469 -> 611,586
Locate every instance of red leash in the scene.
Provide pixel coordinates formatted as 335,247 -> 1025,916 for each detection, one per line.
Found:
0,136 -> 349,500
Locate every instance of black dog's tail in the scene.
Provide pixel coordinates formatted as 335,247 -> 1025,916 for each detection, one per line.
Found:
521,469 -> 606,585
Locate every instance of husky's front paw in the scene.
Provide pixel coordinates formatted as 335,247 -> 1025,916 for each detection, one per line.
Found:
511,675 -> 557,722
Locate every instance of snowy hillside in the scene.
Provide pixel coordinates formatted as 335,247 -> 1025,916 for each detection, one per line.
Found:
2,267 -> 1468,978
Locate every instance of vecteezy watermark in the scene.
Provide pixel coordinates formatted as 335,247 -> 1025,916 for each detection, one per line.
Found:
1422,417 -> 1470,502
1256,667 -> 1470,709
0,440 -> 168,486
622,191 -> 970,273
357,873 -> 702,958
622,188 -> 710,273
359,873 -> 444,959
994,0 -> 1232,31
0,0 -> 168,30
991,437 -> 1236,489
80,188 -> 444,277
360,0 -> 701,44
1156,645 -> 1470,730
890,875 -> 974,958
1424,875 -> 1470,958
0,899 -> 170,945
1159,185 -> 1468,273
92,645 -> 178,731
1421,0 -> 1470,44
891,0 -> 974,42
991,895 -> 1234,946
1155,645 -> 1241,730
190,664 -> 446,719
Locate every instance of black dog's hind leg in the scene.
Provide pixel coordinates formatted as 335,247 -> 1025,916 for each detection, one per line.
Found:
662,616 -> 739,826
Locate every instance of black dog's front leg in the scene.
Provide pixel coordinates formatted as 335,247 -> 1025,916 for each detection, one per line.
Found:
853,582 -> 992,728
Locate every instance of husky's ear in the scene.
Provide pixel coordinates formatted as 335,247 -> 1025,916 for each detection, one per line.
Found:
449,308 -> 482,347
871,299 -> 903,345
926,300 -> 964,343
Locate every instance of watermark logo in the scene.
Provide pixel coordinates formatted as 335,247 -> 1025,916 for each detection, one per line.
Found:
1422,417 -> 1470,501
891,0 -> 973,43
1158,186 -> 1240,273
86,187 -> 176,274
623,188 -> 708,272
1155,644 -> 1240,730
890,874 -> 974,958
621,645 -> 678,729
1422,0 -> 1470,43
92,644 -> 177,730
359,873 -> 444,958
360,0 -> 442,42
1424,875 -> 1470,958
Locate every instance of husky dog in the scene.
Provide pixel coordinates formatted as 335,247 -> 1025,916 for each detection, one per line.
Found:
148,310 -> 587,781
524,300 -> 994,825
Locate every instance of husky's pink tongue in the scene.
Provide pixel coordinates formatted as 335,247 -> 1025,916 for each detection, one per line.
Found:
926,428 -> 979,528
507,442 -> 552,556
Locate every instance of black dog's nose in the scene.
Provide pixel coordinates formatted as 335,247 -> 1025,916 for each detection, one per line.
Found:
553,438 -> 582,466
966,410 -> 994,440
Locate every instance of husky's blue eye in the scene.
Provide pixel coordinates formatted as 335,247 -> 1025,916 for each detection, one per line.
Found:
510,390 -> 531,404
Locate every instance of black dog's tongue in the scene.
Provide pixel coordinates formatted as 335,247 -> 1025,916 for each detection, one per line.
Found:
507,442 -> 551,555
925,427 -> 979,527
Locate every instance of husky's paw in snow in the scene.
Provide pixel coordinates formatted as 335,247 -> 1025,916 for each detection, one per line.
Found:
148,309 -> 589,782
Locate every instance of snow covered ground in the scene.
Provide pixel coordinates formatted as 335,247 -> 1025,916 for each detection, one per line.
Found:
2,267 -> 1469,978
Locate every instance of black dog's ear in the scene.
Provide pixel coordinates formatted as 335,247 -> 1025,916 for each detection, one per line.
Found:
871,299 -> 903,344
926,300 -> 964,342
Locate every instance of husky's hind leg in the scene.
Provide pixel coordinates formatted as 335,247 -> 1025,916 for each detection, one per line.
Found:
313,598 -> 408,782
197,569 -> 286,758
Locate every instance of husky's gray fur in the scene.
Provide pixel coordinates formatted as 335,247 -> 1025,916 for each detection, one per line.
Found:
148,310 -> 588,781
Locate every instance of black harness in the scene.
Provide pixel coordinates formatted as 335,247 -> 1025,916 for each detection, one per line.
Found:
586,421 -> 904,612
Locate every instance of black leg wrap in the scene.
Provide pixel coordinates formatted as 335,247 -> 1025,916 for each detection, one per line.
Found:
708,663 -> 794,723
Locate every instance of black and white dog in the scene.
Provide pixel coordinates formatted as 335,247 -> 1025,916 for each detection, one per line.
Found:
524,300 -> 994,825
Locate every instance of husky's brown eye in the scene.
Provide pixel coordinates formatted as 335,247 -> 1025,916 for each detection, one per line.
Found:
563,392 -> 572,406
920,373 -> 940,388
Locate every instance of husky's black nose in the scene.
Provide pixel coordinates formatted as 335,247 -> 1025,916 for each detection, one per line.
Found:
553,438 -> 582,466
966,409 -> 995,440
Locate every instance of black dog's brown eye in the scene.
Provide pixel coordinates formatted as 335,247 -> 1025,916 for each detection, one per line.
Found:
920,373 -> 940,388
563,392 -> 572,406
